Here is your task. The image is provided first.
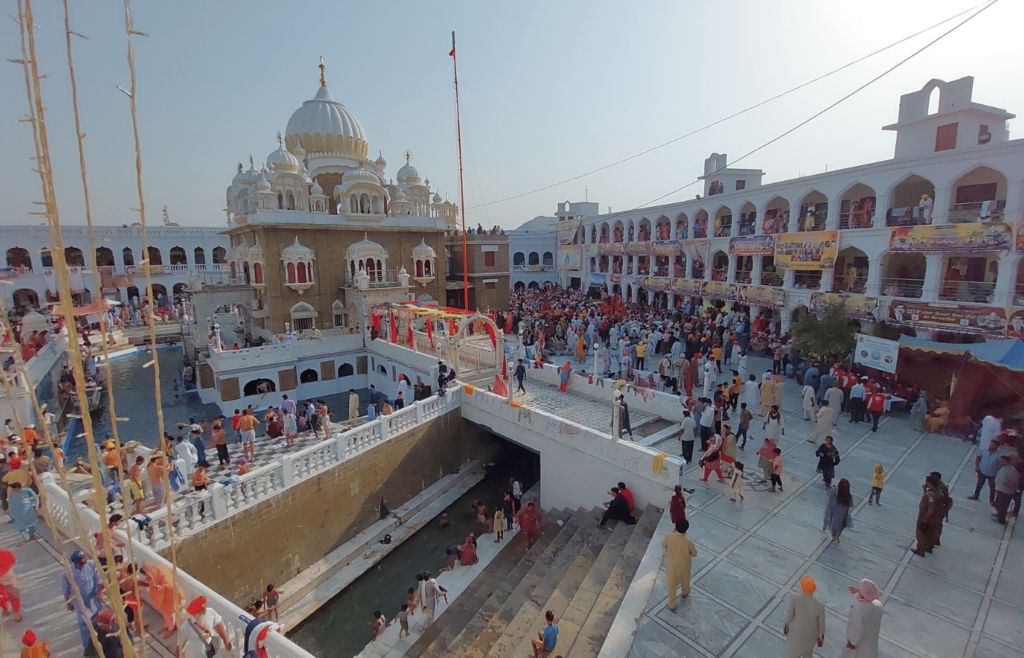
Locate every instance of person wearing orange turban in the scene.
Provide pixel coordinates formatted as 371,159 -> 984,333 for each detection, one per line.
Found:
784,575 -> 825,657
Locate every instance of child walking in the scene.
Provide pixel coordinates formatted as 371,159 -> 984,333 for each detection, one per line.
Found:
729,461 -> 745,503
868,464 -> 884,505
494,504 -> 505,543
769,448 -> 784,493
395,604 -> 411,638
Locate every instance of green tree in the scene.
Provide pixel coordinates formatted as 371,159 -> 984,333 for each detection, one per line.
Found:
791,301 -> 857,362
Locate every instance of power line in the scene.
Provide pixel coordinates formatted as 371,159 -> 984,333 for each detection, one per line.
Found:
468,0 -> 995,212
503,0 -> 998,239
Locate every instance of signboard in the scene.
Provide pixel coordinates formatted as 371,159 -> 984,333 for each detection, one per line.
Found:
99,266 -> 117,293
728,235 -> 775,255
853,333 -> 899,374
42,268 -> 57,294
671,278 -> 703,296
557,246 -> 582,270
587,243 -> 600,256
556,219 -> 581,246
68,266 -> 85,293
600,242 -> 623,255
810,292 -> 880,322
626,241 -> 649,255
650,240 -> 680,256
0,267 -> 19,281
886,301 -> 1007,337
589,272 -> 606,284
1009,309 -> 1024,339
642,276 -> 672,292
1015,222 -> 1024,251
739,285 -> 787,308
774,230 -> 838,270
702,281 -> 740,302
890,223 -> 1012,253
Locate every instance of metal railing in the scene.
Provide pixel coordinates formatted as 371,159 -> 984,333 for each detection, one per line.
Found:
838,211 -> 876,230
793,271 -> 822,289
886,206 -> 931,227
760,272 -> 782,287
880,277 -> 924,299
939,280 -> 996,304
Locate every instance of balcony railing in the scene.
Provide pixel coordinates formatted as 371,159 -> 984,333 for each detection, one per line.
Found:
886,206 -> 930,227
881,277 -> 924,299
948,200 -> 1006,224
839,211 -> 876,230
343,267 -> 401,289
735,270 -> 753,284
793,271 -> 822,289
832,277 -> 867,294
512,264 -> 554,272
760,272 -> 782,287
939,280 -> 996,304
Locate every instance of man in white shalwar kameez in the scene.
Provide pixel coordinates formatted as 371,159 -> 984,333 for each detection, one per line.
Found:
805,401 -> 836,444
802,384 -> 816,420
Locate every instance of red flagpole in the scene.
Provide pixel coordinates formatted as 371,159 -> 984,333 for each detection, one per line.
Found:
452,31 -> 470,311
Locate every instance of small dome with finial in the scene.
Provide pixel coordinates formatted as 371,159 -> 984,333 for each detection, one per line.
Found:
396,151 -> 421,184
267,131 -> 300,172
310,178 -> 324,196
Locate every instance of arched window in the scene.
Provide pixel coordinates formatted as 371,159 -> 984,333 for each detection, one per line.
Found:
253,263 -> 264,284
277,192 -> 284,209
194,247 -> 206,265
287,193 -> 295,210
147,246 -> 162,265
65,247 -> 85,267
528,252 -> 539,266
376,259 -> 383,281
424,260 -> 431,276
350,195 -> 358,213
94,247 -> 114,267
338,363 -> 354,377
287,262 -> 296,283
5,248 -> 31,270
122,248 -> 134,267
297,262 -> 308,283
169,246 -> 187,265
290,302 -> 317,331
299,369 -> 319,383
212,247 -> 226,264
350,261 -> 356,278
243,262 -> 251,285
360,193 -> 370,213
416,260 -> 424,277
513,252 -> 525,266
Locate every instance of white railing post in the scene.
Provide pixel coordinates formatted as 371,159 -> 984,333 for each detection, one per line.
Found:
415,401 -> 424,424
210,483 -> 229,519
379,417 -> 389,444
280,454 -> 295,488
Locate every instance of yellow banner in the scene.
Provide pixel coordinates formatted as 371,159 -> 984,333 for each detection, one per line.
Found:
626,241 -> 649,255
740,285 -> 787,308
702,281 -> 740,302
774,230 -> 838,270
890,223 -> 1011,253
671,278 -> 703,295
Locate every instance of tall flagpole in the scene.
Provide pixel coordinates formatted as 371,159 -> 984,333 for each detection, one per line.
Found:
451,31 -> 470,311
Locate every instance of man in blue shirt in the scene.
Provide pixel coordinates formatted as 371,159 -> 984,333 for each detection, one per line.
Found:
969,440 -> 1011,505
62,550 -> 103,652
531,609 -> 558,657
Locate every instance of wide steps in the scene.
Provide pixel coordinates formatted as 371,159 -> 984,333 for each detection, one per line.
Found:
564,504 -> 662,658
486,510 -> 607,658
497,510 -> 613,658
449,508 -> 585,658
421,508 -> 575,658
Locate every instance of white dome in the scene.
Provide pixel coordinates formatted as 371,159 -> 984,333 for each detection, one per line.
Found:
347,233 -> 388,258
375,153 -> 387,166
232,163 -> 254,185
267,144 -> 299,172
412,237 -> 436,259
280,236 -> 314,262
310,179 -> 324,196
285,84 -> 367,159
343,165 -> 380,185
256,171 -> 272,192
397,161 -> 421,184
394,187 -> 407,201
432,193 -> 442,203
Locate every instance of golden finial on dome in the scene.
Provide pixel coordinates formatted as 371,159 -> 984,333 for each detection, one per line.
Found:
277,130 -> 283,148
319,56 -> 326,87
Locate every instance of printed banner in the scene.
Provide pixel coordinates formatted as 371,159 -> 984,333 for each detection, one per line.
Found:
702,281 -> 740,302
99,266 -> 117,293
671,278 -> 704,296
0,268 -> 19,281
809,292 -> 880,322
886,301 -> 1007,336
650,240 -> 680,257
739,285 -> 787,308
1015,222 -> 1024,251
680,239 -> 709,266
557,246 -> 582,270
728,235 -> 775,255
774,230 -> 838,270
589,272 -> 606,284
853,333 -> 899,374
588,243 -> 600,256
556,218 -> 581,246
1009,309 -> 1024,339
626,241 -> 649,255
642,276 -> 672,292
42,268 -> 57,294
68,266 -> 85,293
600,242 -> 624,255
890,223 -> 1012,253
113,273 -> 134,288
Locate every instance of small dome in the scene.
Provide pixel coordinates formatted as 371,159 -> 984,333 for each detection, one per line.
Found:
397,162 -> 421,184
347,232 -> 389,258
256,171 -> 272,192
343,165 -> 380,185
375,152 -> 387,166
432,193 -> 442,203
280,236 -> 314,262
285,82 -> 367,159
267,143 -> 300,172
412,237 -> 436,259
394,188 -> 407,201
310,178 -> 324,196
232,163 -> 254,185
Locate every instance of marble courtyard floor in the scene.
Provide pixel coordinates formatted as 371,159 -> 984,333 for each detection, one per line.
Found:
633,356 -> 1021,658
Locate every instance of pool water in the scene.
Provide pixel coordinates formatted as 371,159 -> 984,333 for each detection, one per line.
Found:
288,444 -> 539,658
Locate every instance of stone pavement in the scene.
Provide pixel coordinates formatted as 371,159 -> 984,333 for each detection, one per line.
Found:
510,381 -> 657,436
632,355 -> 1021,658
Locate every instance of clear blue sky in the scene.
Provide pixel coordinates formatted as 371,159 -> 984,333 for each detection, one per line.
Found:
2,0 -> 1020,229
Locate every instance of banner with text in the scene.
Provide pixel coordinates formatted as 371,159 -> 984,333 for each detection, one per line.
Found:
651,240 -> 680,257
626,241 -> 650,255
68,266 -> 86,293
642,276 -> 672,292
556,218 -> 581,246
890,223 -> 1012,253
557,246 -> 582,270
739,285 -> 787,308
702,281 -> 740,302
886,301 -> 1007,336
853,333 -> 899,374
728,234 -> 775,255
810,292 -> 880,322
600,242 -> 624,255
671,278 -> 704,296
774,230 -> 839,270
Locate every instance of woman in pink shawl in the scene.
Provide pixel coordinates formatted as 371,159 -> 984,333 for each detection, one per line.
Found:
559,361 -> 572,392
757,437 -> 779,484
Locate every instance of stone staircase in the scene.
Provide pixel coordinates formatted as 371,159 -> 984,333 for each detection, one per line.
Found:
406,504 -> 660,658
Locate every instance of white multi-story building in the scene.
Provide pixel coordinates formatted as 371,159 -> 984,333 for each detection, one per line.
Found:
510,200 -> 599,291
1,223 -> 231,310
578,77 -> 1024,341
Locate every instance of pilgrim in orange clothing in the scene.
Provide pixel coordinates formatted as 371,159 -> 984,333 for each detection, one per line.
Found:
21,630 -> 50,658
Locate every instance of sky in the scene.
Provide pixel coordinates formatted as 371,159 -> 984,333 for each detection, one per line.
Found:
1,0 -> 1021,231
